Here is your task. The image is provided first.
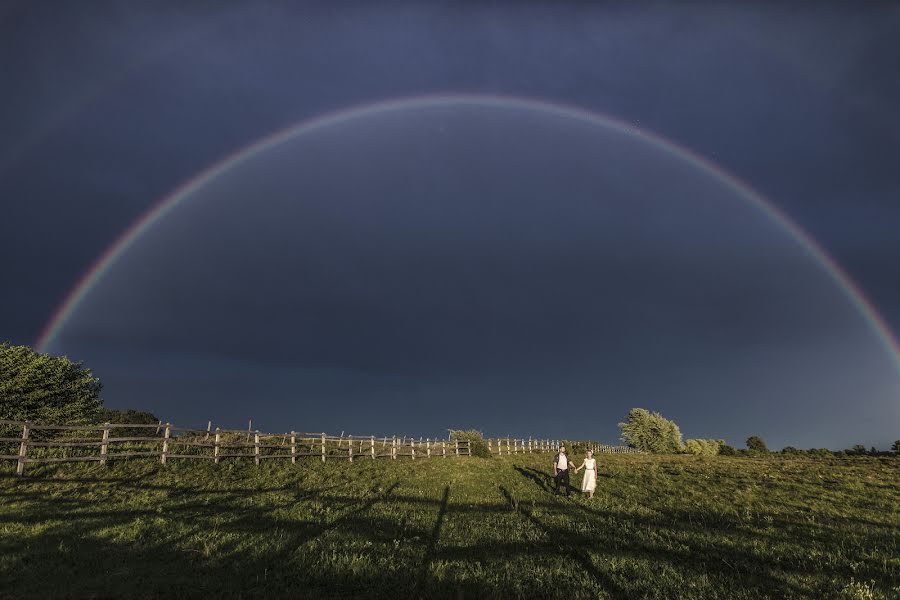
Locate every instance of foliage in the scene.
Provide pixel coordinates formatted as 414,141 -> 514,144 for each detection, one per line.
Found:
0,343 -> 102,424
893,440 -> 900,454
101,408 -> 161,437
618,408 -> 684,453
718,443 -> 737,456
849,444 -> 868,455
449,429 -> 492,458
746,436 -> 768,453
684,438 -> 721,456
2,453 -> 898,598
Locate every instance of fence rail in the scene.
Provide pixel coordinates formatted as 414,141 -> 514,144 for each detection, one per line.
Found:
484,438 -> 640,455
0,420 -> 638,476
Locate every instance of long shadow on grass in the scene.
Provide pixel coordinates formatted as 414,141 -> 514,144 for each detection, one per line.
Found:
498,484 -> 628,599
508,464 -> 898,597
4,466 -> 895,599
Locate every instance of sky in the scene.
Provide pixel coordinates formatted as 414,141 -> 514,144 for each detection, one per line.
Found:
1,2 -> 899,449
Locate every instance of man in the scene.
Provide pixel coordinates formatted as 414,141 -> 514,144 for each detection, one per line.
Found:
553,445 -> 572,496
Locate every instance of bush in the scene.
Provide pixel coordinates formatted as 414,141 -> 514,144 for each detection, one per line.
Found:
0,343 -> 103,424
684,439 -> 721,456
101,408 -> 161,437
618,408 -> 684,453
892,440 -> 900,454
449,429 -> 492,458
718,444 -> 737,456
746,436 -> 768,453
781,446 -> 802,455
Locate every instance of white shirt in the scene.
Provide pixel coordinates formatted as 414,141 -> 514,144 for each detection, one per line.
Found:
556,454 -> 569,470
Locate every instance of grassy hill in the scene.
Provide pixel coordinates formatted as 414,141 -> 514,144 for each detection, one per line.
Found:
1,453 -> 897,599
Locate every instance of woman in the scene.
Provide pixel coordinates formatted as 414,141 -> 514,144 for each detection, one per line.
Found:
573,450 -> 597,499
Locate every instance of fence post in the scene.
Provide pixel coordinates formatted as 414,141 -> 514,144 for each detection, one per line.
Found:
348,435 -> 353,462
442,441 -> 446,458
289,431 -> 296,464
161,423 -> 171,464
214,428 -> 221,464
427,438 -> 431,458
411,438 -> 415,460
16,421 -> 30,477
455,440 -> 459,456
321,433 -> 326,463
254,431 -> 260,466
100,422 -> 110,466
370,436 -> 375,459
392,436 -> 397,460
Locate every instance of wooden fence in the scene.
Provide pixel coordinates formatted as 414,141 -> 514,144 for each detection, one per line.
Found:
0,420 -> 480,476
484,438 -> 640,455
0,420 -> 639,476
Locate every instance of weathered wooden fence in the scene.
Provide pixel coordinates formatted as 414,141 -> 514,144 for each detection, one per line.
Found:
484,438 -> 640,455
0,420 -> 483,476
0,420 -> 638,476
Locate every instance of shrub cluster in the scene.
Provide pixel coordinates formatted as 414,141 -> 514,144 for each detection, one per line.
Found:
449,429 -> 492,458
684,439 -> 722,456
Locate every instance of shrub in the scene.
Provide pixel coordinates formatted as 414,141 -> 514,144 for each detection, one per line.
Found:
684,439 -> 721,456
892,440 -> 900,454
101,408 -> 161,437
618,408 -> 684,453
718,444 -> 737,456
746,436 -> 768,453
449,429 -> 492,458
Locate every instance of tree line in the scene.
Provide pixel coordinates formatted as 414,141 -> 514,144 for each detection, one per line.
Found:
2,343 -> 898,456
618,407 -> 900,456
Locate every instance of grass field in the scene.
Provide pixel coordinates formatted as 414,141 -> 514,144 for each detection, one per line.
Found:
1,453 -> 898,599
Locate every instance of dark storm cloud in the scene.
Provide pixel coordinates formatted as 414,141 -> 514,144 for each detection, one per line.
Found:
2,2 -> 899,447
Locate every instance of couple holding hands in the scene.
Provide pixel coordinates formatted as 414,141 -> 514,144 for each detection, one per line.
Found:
552,446 -> 597,499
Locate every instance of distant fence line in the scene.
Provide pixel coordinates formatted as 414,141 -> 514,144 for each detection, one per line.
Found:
485,438 -> 641,456
1,420 -> 637,477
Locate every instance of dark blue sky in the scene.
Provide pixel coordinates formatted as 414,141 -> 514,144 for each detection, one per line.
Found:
1,2 -> 899,449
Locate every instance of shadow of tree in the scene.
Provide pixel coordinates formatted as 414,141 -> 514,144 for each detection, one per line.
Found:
1,461 -> 896,599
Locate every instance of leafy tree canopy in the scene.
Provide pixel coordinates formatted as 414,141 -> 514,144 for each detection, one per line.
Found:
618,408 -> 684,453
1,343 -> 103,424
746,436 -> 768,453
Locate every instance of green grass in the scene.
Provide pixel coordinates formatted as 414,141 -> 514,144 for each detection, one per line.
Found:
1,454 -> 898,599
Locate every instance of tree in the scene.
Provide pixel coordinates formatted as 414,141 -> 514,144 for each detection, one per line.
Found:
892,440 -> 900,454
0,343 -> 102,424
746,436 -> 768,453
618,408 -> 684,453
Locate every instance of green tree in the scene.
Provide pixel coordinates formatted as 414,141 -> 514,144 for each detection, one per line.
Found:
0,343 -> 102,424
892,440 -> 900,454
746,436 -> 768,453
618,408 -> 684,453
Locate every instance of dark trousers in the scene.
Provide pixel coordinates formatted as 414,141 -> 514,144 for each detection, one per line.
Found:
555,468 -> 570,496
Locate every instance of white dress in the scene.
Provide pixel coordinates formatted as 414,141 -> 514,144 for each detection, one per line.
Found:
581,458 -> 597,492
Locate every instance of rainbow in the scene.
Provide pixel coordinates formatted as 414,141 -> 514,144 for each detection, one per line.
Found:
34,93 -> 900,372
